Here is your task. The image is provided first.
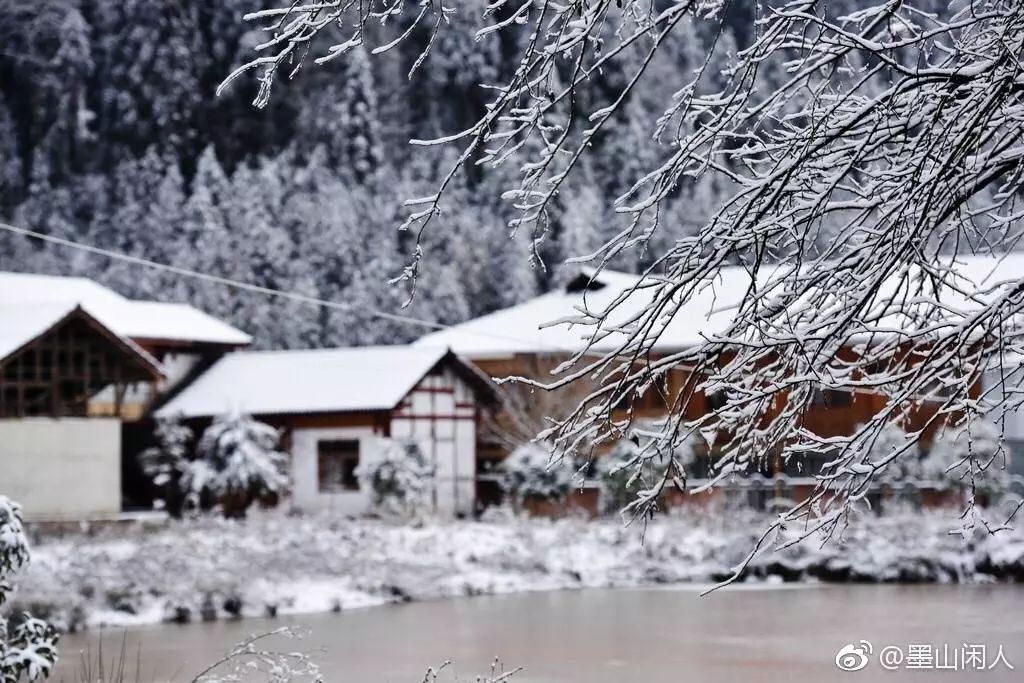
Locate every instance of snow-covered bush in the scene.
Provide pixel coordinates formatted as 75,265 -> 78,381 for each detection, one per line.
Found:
500,444 -> 575,508
596,430 -> 697,515
184,412 -> 289,518
355,439 -> 434,517
137,415 -> 194,515
863,424 -> 920,486
0,497 -> 57,682
922,421 -> 1011,494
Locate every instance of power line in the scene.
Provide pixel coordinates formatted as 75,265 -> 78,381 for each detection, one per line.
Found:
0,220 -> 555,349
0,220 -> 445,329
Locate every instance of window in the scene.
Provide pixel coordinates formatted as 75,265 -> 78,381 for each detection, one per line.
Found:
317,440 -> 360,492
706,391 -> 727,411
811,388 -> 852,408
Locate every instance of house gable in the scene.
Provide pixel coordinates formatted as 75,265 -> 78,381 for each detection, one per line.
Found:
0,305 -> 161,419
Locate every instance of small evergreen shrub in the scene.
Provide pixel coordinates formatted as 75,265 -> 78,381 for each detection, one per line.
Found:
500,444 -> 575,508
0,497 -> 58,682
355,439 -> 434,516
186,411 -> 289,518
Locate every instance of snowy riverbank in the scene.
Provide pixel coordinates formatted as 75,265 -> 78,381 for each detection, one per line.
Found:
13,507 -> 1024,632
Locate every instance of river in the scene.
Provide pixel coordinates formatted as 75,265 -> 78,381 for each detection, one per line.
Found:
55,583 -> 1024,682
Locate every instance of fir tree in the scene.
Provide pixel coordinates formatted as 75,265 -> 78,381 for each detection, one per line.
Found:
186,411 -> 289,518
0,96 -> 21,215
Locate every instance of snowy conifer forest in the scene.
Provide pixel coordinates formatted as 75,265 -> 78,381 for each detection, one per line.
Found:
0,0 -> 810,348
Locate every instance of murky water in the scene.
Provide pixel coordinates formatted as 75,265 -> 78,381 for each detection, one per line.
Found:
56,584 -> 1024,682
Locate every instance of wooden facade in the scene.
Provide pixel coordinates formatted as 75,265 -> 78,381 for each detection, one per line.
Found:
0,308 -> 161,419
468,345 -> 972,518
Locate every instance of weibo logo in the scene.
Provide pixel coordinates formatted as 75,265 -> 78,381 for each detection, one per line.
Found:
835,641 -> 873,672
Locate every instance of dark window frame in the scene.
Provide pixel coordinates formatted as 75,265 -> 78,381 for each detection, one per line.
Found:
811,388 -> 853,408
317,439 -> 361,492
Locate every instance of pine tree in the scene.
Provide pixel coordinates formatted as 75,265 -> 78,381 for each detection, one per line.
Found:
337,257 -> 414,347
556,172 -> 608,270
334,47 -> 383,182
0,497 -> 58,682
102,147 -> 167,254
137,416 -> 194,516
13,146 -> 78,251
86,0 -> 203,166
296,46 -> 383,182
176,146 -> 236,318
417,0 -> 500,136
0,95 -> 22,215
186,411 -> 289,518
223,159 -> 319,348
410,260 -> 471,330
1,0 -> 92,179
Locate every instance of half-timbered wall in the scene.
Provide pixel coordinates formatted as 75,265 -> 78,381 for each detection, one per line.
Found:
280,368 -> 480,516
391,366 -> 477,517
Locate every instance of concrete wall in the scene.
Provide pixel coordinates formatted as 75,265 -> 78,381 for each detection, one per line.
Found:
0,418 -> 121,518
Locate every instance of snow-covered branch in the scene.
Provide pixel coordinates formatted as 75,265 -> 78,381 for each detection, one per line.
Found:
225,1 -> 1024,568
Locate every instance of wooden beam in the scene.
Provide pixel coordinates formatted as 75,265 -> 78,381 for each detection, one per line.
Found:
50,326 -> 60,417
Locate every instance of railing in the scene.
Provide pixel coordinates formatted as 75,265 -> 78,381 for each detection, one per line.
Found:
677,473 -> 1024,513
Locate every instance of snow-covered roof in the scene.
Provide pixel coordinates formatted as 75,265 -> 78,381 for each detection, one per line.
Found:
415,254 -> 1024,359
156,346 -> 484,418
0,272 -> 252,347
0,302 -> 80,362
0,302 -> 161,374
414,266 -> 750,358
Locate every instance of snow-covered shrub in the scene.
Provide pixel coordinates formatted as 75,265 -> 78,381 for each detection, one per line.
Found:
596,431 -> 696,515
0,497 -> 57,682
863,424 -> 920,485
137,415 -> 194,514
355,439 -> 434,516
500,443 -> 575,507
922,421 -> 1011,494
185,412 -> 289,518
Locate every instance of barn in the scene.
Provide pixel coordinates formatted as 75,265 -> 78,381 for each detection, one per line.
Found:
156,346 -> 496,516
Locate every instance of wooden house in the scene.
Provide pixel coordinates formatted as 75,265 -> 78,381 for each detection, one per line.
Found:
156,346 -> 497,517
0,271 -> 252,419
0,303 -> 162,518
0,271 -> 252,518
415,256 -> 1024,510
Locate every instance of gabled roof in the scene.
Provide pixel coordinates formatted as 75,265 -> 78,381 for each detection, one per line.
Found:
0,272 -> 252,347
155,345 -> 493,419
0,302 -> 162,377
414,254 -> 1024,359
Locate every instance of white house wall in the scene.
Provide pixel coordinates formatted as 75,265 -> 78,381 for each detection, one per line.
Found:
391,367 -> 477,517
290,425 -> 382,514
0,418 -> 121,519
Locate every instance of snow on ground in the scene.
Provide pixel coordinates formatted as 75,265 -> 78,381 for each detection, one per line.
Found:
11,507 -> 1024,633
